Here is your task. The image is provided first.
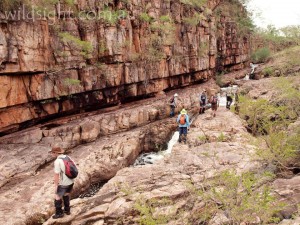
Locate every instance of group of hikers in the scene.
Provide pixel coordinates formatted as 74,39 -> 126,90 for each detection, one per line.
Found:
170,85 -> 238,144
49,63 -> 256,220
170,61 -> 260,145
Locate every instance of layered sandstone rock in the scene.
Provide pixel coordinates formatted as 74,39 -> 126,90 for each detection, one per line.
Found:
0,0 -> 250,134
0,80 -> 219,189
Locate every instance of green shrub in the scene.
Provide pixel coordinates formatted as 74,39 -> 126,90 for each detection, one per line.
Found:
159,15 -> 172,23
237,78 -> 300,166
262,67 -> 275,77
139,12 -> 152,22
101,8 -> 127,25
189,170 -> 283,224
134,198 -> 174,225
180,0 -> 207,8
59,32 -> 93,58
251,47 -> 271,63
183,13 -> 205,26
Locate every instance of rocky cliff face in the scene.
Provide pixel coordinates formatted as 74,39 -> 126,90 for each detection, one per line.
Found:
0,0 -> 250,135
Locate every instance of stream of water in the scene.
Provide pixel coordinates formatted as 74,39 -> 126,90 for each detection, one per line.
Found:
133,131 -> 180,166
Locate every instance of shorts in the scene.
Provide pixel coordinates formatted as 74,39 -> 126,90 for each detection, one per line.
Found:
56,184 -> 74,197
179,127 -> 188,135
211,103 -> 218,111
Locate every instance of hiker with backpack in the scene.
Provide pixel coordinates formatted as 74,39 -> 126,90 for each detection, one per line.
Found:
169,93 -> 178,117
226,85 -> 234,110
234,90 -> 240,114
199,90 -> 207,114
176,108 -> 190,144
209,93 -> 219,117
49,147 -> 78,219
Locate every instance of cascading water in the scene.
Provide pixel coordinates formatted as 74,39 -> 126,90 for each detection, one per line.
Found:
133,131 -> 180,166
132,113 -> 203,166
220,85 -> 239,106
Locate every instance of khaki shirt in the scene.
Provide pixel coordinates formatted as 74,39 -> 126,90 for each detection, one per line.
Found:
54,155 -> 74,186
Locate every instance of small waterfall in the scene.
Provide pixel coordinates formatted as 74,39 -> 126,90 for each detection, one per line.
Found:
164,131 -> 180,154
220,85 -> 238,106
133,131 -> 180,166
133,113 -> 201,167
244,73 -> 250,80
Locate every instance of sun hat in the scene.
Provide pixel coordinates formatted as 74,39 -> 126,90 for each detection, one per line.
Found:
174,93 -> 178,97
180,109 -> 187,114
49,147 -> 65,154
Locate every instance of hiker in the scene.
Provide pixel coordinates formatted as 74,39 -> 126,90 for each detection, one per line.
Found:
176,108 -> 190,144
226,85 -> 234,110
50,147 -> 75,219
234,91 -> 240,114
209,93 -> 219,117
199,90 -> 207,114
169,93 -> 178,117
250,62 -> 258,79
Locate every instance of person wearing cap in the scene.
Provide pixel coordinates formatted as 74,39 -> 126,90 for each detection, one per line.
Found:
169,93 -> 179,117
49,147 -> 75,219
176,108 -> 190,144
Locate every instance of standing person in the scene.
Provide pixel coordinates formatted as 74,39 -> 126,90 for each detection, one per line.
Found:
50,147 -> 75,219
226,85 -> 233,110
199,90 -> 207,114
250,62 -> 258,79
210,93 -> 219,117
169,93 -> 178,117
176,108 -> 190,144
234,90 -> 240,114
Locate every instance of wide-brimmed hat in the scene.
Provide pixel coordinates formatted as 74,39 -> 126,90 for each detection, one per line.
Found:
180,109 -> 187,114
49,147 -> 65,154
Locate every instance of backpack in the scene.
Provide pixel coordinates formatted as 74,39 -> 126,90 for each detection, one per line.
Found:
179,114 -> 186,125
211,96 -> 217,104
62,156 -> 78,179
201,94 -> 206,101
169,97 -> 174,104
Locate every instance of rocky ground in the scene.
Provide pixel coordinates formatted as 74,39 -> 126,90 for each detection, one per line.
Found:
0,72 -> 299,224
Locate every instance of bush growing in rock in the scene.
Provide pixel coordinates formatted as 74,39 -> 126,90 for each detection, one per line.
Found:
237,78 -> 300,167
186,170 -> 283,224
251,47 -> 271,63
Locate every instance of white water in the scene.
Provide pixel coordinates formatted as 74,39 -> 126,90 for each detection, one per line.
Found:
244,74 -> 250,80
164,131 -> 180,154
220,85 -> 238,107
133,131 -> 180,166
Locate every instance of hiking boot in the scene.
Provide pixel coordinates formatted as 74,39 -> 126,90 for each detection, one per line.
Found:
53,199 -> 64,219
63,196 -> 71,215
52,213 -> 64,219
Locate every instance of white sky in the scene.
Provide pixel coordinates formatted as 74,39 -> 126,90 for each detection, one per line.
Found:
247,0 -> 300,28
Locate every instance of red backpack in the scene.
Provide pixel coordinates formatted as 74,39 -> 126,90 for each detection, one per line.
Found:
62,156 -> 78,179
211,96 -> 217,104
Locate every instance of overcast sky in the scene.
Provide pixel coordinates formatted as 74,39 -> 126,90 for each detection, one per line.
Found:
247,0 -> 300,28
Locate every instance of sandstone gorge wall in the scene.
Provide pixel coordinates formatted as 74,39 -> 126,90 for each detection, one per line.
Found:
0,0 -> 250,135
